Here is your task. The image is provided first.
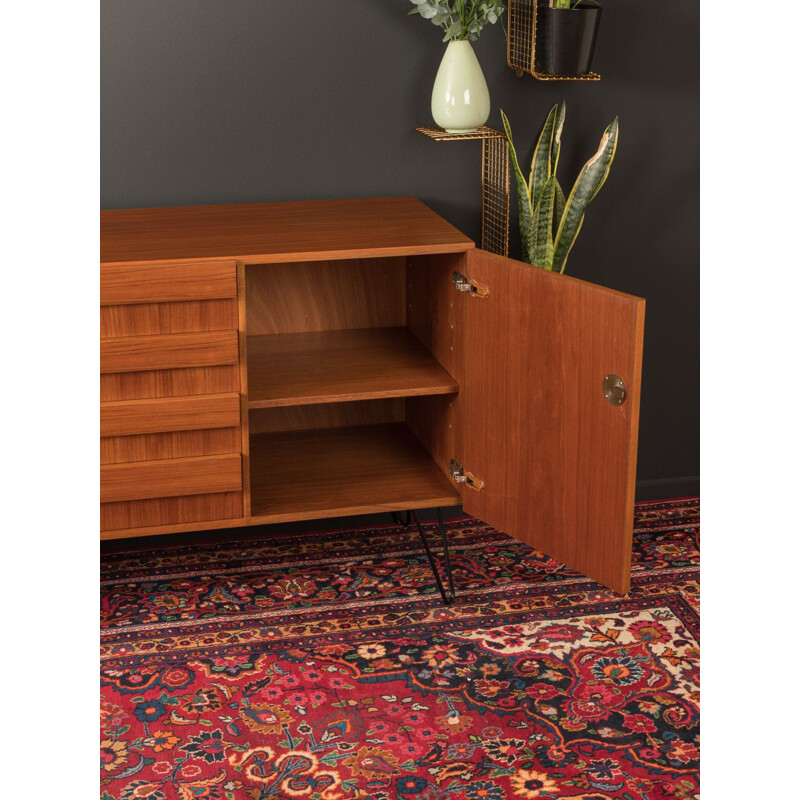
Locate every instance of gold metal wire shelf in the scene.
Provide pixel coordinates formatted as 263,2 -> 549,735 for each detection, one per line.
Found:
507,0 -> 601,81
417,126 -> 510,257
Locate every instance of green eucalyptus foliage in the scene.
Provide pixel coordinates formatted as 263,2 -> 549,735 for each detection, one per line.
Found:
408,0 -> 506,42
501,104 -> 618,273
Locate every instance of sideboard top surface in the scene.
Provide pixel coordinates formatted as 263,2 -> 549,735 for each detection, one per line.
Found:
101,196 -> 475,265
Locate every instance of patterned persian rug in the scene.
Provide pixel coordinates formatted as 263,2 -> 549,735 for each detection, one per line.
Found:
100,498 -> 699,800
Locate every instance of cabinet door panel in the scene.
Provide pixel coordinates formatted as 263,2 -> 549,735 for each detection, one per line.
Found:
459,250 -> 644,594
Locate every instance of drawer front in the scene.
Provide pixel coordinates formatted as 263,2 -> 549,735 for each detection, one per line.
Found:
101,393 -> 241,437
100,453 -> 243,504
101,298 -> 239,338
100,393 -> 242,465
100,331 -> 239,374
101,427 -> 241,465
101,492 -> 243,533
100,260 -> 237,306
100,365 -> 239,402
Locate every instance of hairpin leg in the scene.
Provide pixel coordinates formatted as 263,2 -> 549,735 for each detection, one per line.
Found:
409,508 -> 456,605
392,511 -> 411,527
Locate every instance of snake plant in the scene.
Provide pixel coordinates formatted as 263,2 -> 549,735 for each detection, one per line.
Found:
501,103 -> 618,273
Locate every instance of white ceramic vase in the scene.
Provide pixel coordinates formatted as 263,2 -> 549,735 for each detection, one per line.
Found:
431,40 -> 490,134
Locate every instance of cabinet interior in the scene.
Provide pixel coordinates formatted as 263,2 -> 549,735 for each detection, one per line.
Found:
244,254 -> 465,521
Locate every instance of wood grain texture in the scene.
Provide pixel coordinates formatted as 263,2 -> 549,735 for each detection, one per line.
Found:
101,491 -> 243,534
100,331 -> 239,374
100,427 -> 241,465
100,365 -> 240,401
100,393 -> 241,437
100,260 -> 237,305
100,198 -> 474,264
236,262 -> 252,518
247,328 -> 458,408
405,253 -> 465,482
249,423 -> 460,522
100,454 -> 243,503
249,399 -> 405,434
458,250 -> 645,595
245,258 -> 406,335
100,299 -> 238,338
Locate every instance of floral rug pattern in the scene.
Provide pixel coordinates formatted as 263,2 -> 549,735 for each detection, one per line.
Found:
101,498 -> 699,799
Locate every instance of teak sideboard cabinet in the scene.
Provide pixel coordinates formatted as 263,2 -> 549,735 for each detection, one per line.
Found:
100,197 -> 644,594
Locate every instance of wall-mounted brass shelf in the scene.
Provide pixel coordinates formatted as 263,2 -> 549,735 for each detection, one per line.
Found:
507,0 -> 601,81
417,126 -> 510,257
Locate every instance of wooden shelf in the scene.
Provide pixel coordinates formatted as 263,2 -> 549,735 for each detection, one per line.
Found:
247,327 -> 459,409
249,423 -> 460,522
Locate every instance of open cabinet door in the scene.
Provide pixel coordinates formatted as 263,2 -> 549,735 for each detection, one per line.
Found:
457,249 -> 645,594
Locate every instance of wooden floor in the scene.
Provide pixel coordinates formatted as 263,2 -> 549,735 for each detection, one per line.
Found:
249,423 -> 460,522
247,327 -> 459,408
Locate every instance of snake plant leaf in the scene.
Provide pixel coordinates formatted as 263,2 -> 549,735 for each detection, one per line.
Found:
528,104 -> 560,208
554,178 -> 566,237
552,116 -> 619,274
549,103 -> 566,183
530,175 -> 555,270
501,109 -> 534,259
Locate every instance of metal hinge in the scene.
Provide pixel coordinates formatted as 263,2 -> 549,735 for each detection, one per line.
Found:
452,272 -> 489,298
449,459 -> 485,491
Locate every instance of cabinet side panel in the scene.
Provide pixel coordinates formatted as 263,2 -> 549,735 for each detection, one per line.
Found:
237,263 -> 251,518
406,253 -> 466,491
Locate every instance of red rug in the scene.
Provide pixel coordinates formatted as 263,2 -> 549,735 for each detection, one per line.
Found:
101,498 -> 699,800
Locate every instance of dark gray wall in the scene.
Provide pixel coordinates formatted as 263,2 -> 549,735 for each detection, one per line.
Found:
101,1 -> 699,495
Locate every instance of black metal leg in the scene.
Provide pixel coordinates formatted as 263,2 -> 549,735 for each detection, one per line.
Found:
392,510 -> 411,527
409,508 -> 456,605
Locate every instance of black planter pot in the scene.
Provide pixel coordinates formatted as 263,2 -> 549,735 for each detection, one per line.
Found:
535,6 -> 602,76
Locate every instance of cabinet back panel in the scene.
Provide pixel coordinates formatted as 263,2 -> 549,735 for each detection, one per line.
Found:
245,258 -> 405,334
249,399 -> 405,435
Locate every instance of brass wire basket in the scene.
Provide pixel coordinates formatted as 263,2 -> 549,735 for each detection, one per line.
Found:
507,0 -> 601,80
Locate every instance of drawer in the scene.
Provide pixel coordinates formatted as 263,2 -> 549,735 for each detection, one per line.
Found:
100,453 -> 243,503
100,298 -> 239,338
101,427 -> 241,465
100,365 -> 239,402
100,260 -> 237,306
101,492 -> 243,533
100,330 -> 239,374
100,393 -> 241,437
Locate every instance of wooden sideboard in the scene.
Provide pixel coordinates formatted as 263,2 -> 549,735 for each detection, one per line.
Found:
100,197 -> 644,594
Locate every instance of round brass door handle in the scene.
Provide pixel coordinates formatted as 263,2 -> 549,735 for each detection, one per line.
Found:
603,374 -> 627,406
